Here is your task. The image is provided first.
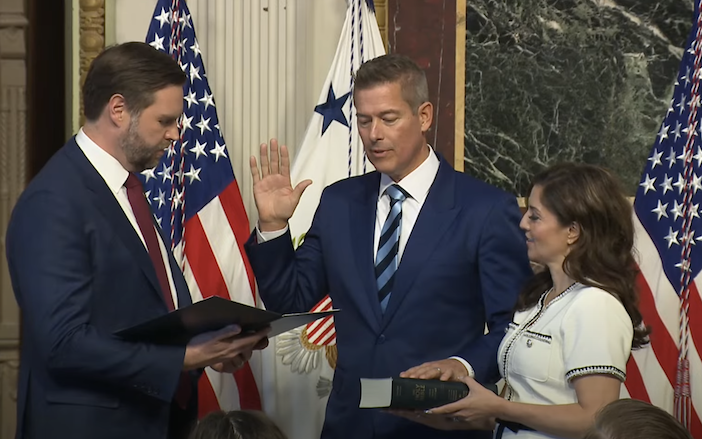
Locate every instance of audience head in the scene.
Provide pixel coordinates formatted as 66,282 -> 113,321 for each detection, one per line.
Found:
518,162 -> 649,348
584,399 -> 693,439
353,54 -> 433,182
189,410 -> 288,439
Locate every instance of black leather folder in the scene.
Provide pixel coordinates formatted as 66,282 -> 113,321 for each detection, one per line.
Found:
115,296 -> 338,345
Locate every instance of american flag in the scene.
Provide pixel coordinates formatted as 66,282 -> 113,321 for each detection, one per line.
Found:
628,1 -> 702,436
143,0 -> 261,415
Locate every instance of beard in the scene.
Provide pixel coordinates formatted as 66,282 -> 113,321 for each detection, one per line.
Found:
119,118 -> 169,172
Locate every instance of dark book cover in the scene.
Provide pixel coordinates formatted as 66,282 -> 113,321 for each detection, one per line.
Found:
115,296 -> 338,345
359,377 -> 469,410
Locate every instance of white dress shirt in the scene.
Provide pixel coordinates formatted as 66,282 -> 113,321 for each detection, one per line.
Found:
256,146 -> 474,376
76,128 -> 180,308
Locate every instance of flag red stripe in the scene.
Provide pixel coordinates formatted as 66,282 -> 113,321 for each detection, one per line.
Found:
308,315 -> 333,335
636,273 -> 680,388
691,408 -> 702,439
637,270 -> 702,435
309,317 -> 335,343
311,295 -> 333,312
625,357 -> 651,403
689,282 -> 702,352
184,215 -> 230,299
197,374 -> 222,418
218,181 -> 256,300
184,215 -> 261,410
234,364 -> 262,409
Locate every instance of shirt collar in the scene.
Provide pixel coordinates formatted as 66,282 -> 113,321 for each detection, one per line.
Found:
75,128 -> 130,195
378,145 -> 440,204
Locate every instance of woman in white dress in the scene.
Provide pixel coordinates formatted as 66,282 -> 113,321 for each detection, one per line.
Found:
400,163 -> 650,439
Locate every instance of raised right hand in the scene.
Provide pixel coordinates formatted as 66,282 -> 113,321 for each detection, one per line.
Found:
183,325 -> 271,371
249,139 -> 312,232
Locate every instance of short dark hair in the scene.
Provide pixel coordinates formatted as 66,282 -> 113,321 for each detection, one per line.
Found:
82,41 -> 187,121
189,410 -> 288,439
353,53 -> 429,112
584,399 -> 693,439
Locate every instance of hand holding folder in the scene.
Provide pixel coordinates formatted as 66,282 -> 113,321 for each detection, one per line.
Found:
115,296 -> 339,345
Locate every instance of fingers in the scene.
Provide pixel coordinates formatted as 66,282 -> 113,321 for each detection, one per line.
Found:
422,366 -> 444,380
212,324 -> 243,340
440,369 -> 455,381
250,156 -> 260,184
269,139 -> 280,175
399,365 -> 421,378
408,364 -> 443,380
280,144 -> 291,177
259,143 -> 270,178
190,324 -> 242,345
210,362 -> 227,373
210,355 -> 246,373
402,360 -> 466,380
426,400 -> 464,415
292,179 -> 313,200
253,337 -> 269,351
226,327 -> 271,350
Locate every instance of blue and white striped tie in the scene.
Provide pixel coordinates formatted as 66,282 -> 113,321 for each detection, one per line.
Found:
375,184 -> 408,312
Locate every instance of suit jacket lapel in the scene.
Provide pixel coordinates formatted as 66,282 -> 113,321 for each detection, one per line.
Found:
66,139 -> 169,309
350,173 -> 384,328
381,159 -> 460,329
157,223 -> 193,308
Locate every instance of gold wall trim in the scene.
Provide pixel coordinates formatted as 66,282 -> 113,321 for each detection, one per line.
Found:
455,0 -> 465,172
374,0 -> 388,50
78,0 -> 105,125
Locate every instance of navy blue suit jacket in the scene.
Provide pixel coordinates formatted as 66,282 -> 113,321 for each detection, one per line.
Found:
245,157 -> 532,439
6,138 -> 197,439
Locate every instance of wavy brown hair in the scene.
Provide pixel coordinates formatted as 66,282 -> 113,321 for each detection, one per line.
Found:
516,163 -> 650,348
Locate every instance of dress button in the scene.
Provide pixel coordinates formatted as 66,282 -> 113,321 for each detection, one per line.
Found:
526,339 -> 533,348
378,334 -> 386,344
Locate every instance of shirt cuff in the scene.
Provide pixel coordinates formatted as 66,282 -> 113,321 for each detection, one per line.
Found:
449,356 -> 475,378
255,224 -> 289,243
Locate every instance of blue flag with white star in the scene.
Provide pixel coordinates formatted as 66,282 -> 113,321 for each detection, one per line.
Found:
288,0 -> 385,241
268,1 -> 386,439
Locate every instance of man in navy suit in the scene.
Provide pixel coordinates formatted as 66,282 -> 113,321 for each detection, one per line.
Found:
6,42 -> 269,439
245,54 -> 531,438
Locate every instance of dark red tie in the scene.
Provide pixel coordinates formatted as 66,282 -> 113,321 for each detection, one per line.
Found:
125,173 -> 175,310
124,173 -> 191,408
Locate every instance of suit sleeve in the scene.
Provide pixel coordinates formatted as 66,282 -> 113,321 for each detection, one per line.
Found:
461,196 -> 532,384
6,190 -> 184,403
244,190 -> 330,314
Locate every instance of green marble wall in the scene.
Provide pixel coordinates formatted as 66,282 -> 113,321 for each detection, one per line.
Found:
464,0 -> 693,195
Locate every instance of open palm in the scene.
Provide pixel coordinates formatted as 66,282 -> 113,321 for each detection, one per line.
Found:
250,139 -> 312,231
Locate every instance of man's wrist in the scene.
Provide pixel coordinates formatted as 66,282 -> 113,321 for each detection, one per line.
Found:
449,356 -> 475,378
258,219 -> 288,232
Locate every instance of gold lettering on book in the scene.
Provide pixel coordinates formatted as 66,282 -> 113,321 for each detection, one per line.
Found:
413,384 -> 426,400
